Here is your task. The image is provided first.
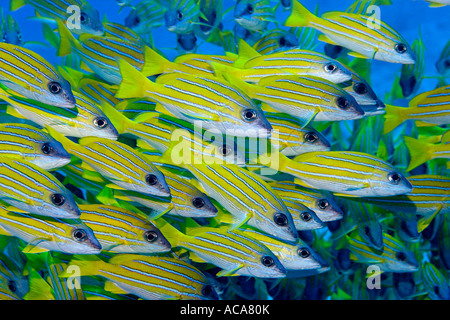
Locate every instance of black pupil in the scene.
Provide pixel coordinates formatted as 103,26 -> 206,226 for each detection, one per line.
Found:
42,143 -> 52,154
74,229 -> 86,241
337,97 -> 349,109
354,82 -> 368,94
52,194 -> 65,206
49,82 -> 61,94
261,256 -> 274,267
444,59 -> 450,68
364,226 -> 371,236
301,212 -> 311,221
193,198 -> 205,208
80,13 -> 87,24
390,172 -> 401,183
326,64 -> 336,72
274,213 -> 288,226
146,174 -> 158,185
305,132 -> 317,143
222,145 -> 230,155
145,231 -> 158,242
279,36 -> 287,47
177,10 -> 183,20
247,4 -> 253,14
396,43 -> 406,53
8,281 -> 17,292
202,285 -> 213,296
244,110 -> 256,121
95,118 -> 107,128
299,248 -> 310,258
318,199 -> 328,209
134,16 -> 140,25
396,252 -> 407,261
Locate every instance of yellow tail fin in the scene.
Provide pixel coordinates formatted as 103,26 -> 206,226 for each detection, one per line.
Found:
284,0 -> 317,28
57,20 -> 78,57
383,104 -> 405,134
404,136 -> 434,171
115,59 -> 158,99
140,46 -> 173,77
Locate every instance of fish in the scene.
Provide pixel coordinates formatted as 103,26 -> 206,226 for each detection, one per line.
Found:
156,218 -> 287,278
194,0 -> 223,40
234,0 -> 275,32
285,0 -> 416,64
10,0 -> 104,36
164,0 -> 201,34
78,204 -> 172,253
47,128 -> 171,197
0,43 -> 76,108
57,21 -> 159,85
281,198 -> 325,231
268,181 -> 344,222
399,34 -> 425,98
436,39 -> 450,77
221,73 -> 365,123
253,28 -> 300,55
404,133 -> 450,172
421,261 -> 450,300
338,231 -> 419,273
1,10 -> 22,46
0,87 -> 119,140
103,22 -> 144,45
115,59 -> 272,137
0,157 -> 80,218
0,252 -> 29,299
0,206 -> 101,255
383,86 -> 450,134
172,52 -> 238,76
265,112 -> 331,156
187,164 -> 298,242
424,0 -> 450,7
124,0 -> 167,35
61,254 -> 219,300
0,123 -> 70,170
241,225 -> 329,275
277,151 -> 413,197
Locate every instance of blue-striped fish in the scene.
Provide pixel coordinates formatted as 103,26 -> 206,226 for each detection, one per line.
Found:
212,40 -> 353,84
253,28 -> 300,55
1,11 -> 22,46
0,43 -> 76,108
277,151 -> 412,197
164,0 -> 200,34
172,52 -> 238,76
268,181 -> 344,222
0,157 -> 80,218
194,0 -> 223,40
234,0 -> 275,32
0,88 -> 119,140
156,218 -> 287,278
103,22 -> 144,45
0,252 -> 29,299
223,74 -> 365,123
265,113 -> 330,156
285,1 -> 416,64
57,21 -> 159,85
0,123 -> 70,170
338,231 -> 419,273
241,225 -> 329,275
125,0 -> 167,35
0,207 -> 101,254
281,199 -> 324,231
116,60 -> 272,136
79,204 -> 171,254
421,261 -> 450,300
10,0 -> 104,36
404,135 -> 450,171
185,164 -> 298,242
48,129 -> 171,197
383,85 -> 450,134
62,254 -> 219,300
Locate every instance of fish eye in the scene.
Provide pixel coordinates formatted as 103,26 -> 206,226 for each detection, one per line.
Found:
221,144 -> 232,156
8,280 -> 17,293
261,255 -> 275,267
192,197 -> 205,209
242,109 -> 257,122
336,96 -> 350,109
317,199 -> 329,210
297,247 -> 311,258
72,228 -> 88,242
134,16 -> 141,26
145,174 -> 158,186
364,226 -> 371,236
176,10 -> 184,21
246,4 -> 254,14
273,213 -> 288,226
41,143 -> 53,154
324,63 -> 337,73
395,43 -> 407,54
143,230 -> 158,243
444,59 -> 450,68
80,12 -> 88,25
300,211 -> 312,222
279,36 -> 287,47
202,284 -> 214,297
353,82 -> 368,95
388,172 -> 402,184
94,117 -> 108,128
304,132 -> 318,143
396,251 -> 407,261
51,193 -> 66,206
48,82 -> 62,95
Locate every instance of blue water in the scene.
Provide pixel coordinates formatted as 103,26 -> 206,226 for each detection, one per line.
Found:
3,0 -> 450,103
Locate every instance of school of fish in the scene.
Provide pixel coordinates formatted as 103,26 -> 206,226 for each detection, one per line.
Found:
0,0 -> 448,300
